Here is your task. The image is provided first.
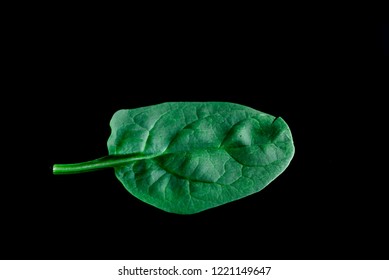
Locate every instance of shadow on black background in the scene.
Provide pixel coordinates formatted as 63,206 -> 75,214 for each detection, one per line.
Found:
2,14 -> 388,260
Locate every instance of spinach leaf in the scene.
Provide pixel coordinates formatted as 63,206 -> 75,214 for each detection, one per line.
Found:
53,102 -> 295,214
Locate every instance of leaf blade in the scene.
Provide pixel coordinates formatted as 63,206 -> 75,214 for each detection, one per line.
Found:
108,102 -> 294,214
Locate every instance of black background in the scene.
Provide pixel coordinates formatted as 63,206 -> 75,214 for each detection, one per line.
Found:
2,10 -> 388,260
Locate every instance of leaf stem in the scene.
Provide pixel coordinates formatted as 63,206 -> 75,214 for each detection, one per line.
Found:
52,154 -> 151,175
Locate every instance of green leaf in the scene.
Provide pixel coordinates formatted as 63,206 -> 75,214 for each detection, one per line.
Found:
53,102 -> 295,214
